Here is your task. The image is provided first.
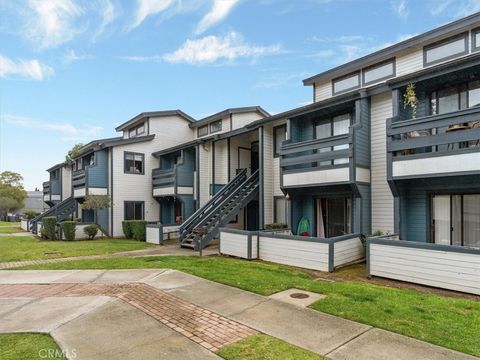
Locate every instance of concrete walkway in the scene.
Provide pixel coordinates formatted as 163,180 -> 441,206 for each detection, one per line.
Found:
0,269 -> 475,360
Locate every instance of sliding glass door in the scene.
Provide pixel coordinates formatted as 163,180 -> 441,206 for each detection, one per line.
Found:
431,194 -> 480,247
316,197 -> 352,238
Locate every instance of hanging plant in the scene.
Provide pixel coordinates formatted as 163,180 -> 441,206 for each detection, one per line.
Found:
403,83 -> 419,118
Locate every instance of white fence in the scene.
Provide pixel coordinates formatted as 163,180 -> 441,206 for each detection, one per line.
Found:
21,219 -> 29,231
146,224 -> 180,244
367,237 -> 480,295
219,228 -> 364,272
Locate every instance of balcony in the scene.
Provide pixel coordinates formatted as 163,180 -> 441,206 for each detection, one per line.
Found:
280,134 -> 370,188
42,180 -> 61,205
387,106 -> 480,180
72,166 -> 108,198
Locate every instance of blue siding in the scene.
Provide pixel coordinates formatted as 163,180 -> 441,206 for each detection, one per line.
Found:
160,195 -> 195,225
88,149 -> 109,188
97,208 -> 109,232
177,148 -> 195,187
354,98 -> 370,168
50,179 -> 61,195
291,195 -> 314,236
355,184 -> 371,235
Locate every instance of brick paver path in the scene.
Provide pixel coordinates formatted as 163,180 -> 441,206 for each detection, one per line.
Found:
0,283 -> 257,352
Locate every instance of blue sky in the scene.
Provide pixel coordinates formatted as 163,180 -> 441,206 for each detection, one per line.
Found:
1,0 -> 479,190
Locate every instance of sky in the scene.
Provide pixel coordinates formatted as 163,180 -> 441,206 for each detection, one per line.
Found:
1,0 -> 479,190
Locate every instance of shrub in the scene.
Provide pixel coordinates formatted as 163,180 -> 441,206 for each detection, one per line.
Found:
39,226 -> 46,239
265,223 -> 288,230
122,221 -> 133,239
43,217 -> 57,240
61,221 -> 76,241
23,210 -> 39,220
84,224 -> 98,240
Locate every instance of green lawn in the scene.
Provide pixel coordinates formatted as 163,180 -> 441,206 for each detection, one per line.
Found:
0,221 -> 20,226
17,255 -> 480,356
0,333 -> 65,359
0,227 -> 22,234
0,235 -> 153,262
217,334 -> 326,360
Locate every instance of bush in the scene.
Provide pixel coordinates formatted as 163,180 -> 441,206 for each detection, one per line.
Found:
39,226 -> 46,239
43,217 -> 57,240
23,210 -> 39,220
265,223 -> 288,230
122,220 -> 146,241
61,221 -> 76,241
83,224 -> 98,240
122,221 -> 133,239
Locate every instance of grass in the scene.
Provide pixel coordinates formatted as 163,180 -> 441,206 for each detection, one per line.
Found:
0,221 -> 20,226
0,227 -> 22,234
17,255 -> 480,356
0,235 -> 153,262
0,333 -> 65,359
217,334 -> 327,359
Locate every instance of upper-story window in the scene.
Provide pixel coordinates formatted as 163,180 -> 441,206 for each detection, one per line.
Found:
273,124 -> 287,157
198,125 -> 208,137
423,32 -> 468,67
332,72 -> 360,95
128,122 -> 146,138
51,169 -> 60,180
209,120 -> 222,133
430,80 -> 480,115
362,58 -> 395,86
473,28 -> 480,52
124,152 -> 144,174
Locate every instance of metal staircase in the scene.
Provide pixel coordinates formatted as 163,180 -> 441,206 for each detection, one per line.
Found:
179,169 -> 259,250
31,196 -> 76,234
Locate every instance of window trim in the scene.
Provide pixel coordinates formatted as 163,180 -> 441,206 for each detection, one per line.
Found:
197,125 -> 208,137
362,58 -> 396,86
124,201 -> 145,221
127,122 -> 146,138
124,151 -> 145,175
472,27 -> 480,53
273,124 -> 287,158
332,71 -> 360,95
273,196 -> 287,224
423,32 -> 469,67
209,120 -> 222,134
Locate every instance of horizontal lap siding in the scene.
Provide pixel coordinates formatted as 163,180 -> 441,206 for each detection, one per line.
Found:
264,124 -> 274,225
333,237 -> 364,267
370,92 -> 394,233
314,80 -> 332,102
199,144 -> 211,207
215,139 -> 229,185
146,227 -> 160,244
62,167 -> 72,200
370,243 -> 480,295
258,235 -> 329,271
220,232 -> 249,259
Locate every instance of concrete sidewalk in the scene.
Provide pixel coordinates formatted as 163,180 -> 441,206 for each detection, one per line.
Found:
0,269 -> 475,360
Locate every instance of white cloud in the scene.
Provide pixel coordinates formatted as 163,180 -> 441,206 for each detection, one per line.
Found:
63,49 -> 93,64
430,0 -> 480,17
391,0 -> 408,19
119,55 -> 163,62
25,0 -> 84,49
130,0 -> 173,30
0,54 -> 54,81
92,0 -> 116,41
195,0 -> 240,34
2,114 -> 102,141
163,31 -> 281,65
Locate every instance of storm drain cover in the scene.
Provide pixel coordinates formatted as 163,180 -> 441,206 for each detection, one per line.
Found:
290,293 -> 310,299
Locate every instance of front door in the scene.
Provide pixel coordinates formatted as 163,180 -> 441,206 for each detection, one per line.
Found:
245,200 -> 259,231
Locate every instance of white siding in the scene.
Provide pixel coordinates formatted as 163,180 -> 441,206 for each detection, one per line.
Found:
273,158 -> 283,196
146,226 -> 161,244
61,166 -> 72,200
258,234 -> 330,272
369,243 -> 480,295
220,231 -> 250,259
232,112 -> 264,130
263,124 -> 274,225
333,237 -> 364,267
283,167 -> 350,187
370,92 -> 394,233
214,139 -> 229,184
314,80 -> 332,102
198,143 -> 211,207
395,47 -> 423,77
111,115 -> 194,237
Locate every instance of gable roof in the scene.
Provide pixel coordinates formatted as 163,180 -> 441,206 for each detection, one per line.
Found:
189,106 -> 270,128
73,135 -> 155,159
303,12 -> 480,86
115,110 -> 195,132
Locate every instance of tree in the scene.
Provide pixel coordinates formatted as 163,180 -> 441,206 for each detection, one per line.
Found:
0,171 -> 24,188
0,197 -> 21,220
66,143 -> 84,162
80,195 -> 111,237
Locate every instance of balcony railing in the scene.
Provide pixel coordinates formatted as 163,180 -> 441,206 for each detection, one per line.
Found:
72,169 -> 86,188
387,107 -> 480,158
152,168 -> 175,188
280,134 -> 353,170
42,181 -> 50,194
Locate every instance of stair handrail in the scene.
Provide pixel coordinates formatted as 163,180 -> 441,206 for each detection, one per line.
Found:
179,168 -> 247,235
31,197 -> 75,225
194,171 -> 260,250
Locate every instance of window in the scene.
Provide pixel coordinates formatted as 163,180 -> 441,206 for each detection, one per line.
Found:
314,113 -> 351,166
273,125 -> 287,157
210,120 -> 222,133
332,72 -> 360,95
124,152 -> 144,174
431,194 -> 480,248
124,201 -> 144,220
51,169 -> 59,180
362,58 -> 395,86
473,28 -> 480,52
128,122 -> 146,138
430,80 -> 480,115
316,197 -> 351,238
198,125 -> 208,137
274,197 -> 287,224
423,33 -> 468,67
